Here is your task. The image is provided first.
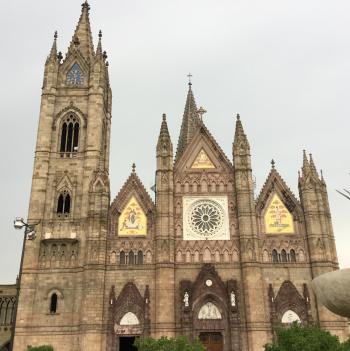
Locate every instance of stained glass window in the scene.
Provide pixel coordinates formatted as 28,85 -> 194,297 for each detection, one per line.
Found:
66,63 -> 84,85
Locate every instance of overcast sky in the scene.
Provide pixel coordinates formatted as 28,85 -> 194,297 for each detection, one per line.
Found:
0,0 -> 349,283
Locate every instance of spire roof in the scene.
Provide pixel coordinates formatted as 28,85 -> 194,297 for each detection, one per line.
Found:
68,1 -> 94,60
157,114 -> 173,155
175,83 -> 201,161
47,31 -> 58,63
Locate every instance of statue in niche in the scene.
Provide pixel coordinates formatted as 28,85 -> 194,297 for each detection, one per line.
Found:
230,291 -> 236,307
183,291 -> 189,307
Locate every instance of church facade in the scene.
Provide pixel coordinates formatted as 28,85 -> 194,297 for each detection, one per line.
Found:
13,2 -> 348,351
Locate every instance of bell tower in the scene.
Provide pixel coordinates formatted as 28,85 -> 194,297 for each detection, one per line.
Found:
14,2 -> 112,350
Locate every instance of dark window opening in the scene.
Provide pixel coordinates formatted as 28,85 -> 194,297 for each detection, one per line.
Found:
57,191 -> 71,216
290,249 -> 296,263
60,115 -> 80,155
137,250 -> 143,265
129,251 -> 135,265
272,249 -> 278,263
50,293 -> 58,314
120,251 -> 126,265
281,249 -> 287,262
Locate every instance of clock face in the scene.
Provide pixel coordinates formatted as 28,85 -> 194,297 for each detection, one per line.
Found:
183,196 -> 229,241
66,63 -> 83,85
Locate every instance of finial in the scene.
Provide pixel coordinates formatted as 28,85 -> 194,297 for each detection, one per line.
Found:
99,30 -> 102,38
132,163 -> 136,173
57,51 -> 63,62
162,113 -> 166,121
106,61 -> 109,67
197,106 -> 207,121
103,51 -> 108,60
187,73 -> 193,86
54,31 -> 58,40
236,113 -> 240,120
82,0 -> 90,10
271,159 -> 275,169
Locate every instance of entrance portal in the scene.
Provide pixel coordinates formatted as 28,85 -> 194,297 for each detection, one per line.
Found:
199,332 -> 223,351
119,336 -> 137,351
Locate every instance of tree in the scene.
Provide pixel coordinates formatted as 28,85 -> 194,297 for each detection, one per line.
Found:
264,323 -> 350,351
27,346 -> 54,351
134,336 -> 205,351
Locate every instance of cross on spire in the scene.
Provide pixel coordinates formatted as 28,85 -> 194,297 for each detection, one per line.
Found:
187,73 -> 193,86
197,106 -> 207,121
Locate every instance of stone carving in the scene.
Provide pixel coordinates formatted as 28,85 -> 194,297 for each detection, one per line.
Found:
281,310 -> 301,324
198,302 -> 222,319
183,292 -> 189,307
120,311 -> 140,326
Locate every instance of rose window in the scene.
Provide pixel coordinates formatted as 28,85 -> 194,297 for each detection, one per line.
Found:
188,200 -> 224,237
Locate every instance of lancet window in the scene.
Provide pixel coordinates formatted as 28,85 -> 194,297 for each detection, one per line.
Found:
60,114 -> 80,156
57,190 -> 71,217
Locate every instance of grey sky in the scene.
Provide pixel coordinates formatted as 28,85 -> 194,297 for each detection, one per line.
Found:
0,0 -> 349,283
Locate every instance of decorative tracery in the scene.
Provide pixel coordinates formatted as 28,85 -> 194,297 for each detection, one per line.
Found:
60,114 -> 80,155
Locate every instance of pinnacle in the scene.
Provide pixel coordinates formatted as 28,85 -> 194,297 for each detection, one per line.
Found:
234,113 -> 246,141
47,30 -> 58,63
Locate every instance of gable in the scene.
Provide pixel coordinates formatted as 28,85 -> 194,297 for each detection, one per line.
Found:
175,124 -> 232,173
264,193 -> 294,234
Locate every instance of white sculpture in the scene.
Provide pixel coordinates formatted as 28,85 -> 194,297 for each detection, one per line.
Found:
120,312 -> 140,326
183,291 -> 189,307
198,302 -> 222,319
230,291 -> 236,307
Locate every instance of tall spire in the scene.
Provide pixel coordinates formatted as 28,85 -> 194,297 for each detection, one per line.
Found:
175,82 -> 201,161
68,1 -> 94,60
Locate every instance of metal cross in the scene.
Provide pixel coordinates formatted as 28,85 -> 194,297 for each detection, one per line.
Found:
187,73 -> 193,85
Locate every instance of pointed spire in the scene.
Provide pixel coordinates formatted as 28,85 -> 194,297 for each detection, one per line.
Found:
47,31 -> 58,63
68,1 -> 94,60
157,114 -> 173,155
233,114 -> 249,148
96,30 -> 103,56
175,82 -> 200,160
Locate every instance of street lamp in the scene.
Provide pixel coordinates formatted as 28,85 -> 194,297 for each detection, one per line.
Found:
10,217 -> 39,351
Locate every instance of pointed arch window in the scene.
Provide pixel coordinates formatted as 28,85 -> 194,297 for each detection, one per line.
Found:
290,249 -> 296,263
128,251 -> 135,265
57,190 -> 71,217
272,249 -> 278,263
120,251 -> 126,265
281,249 -> 287,263
66,63 -> 84,85
60,114 -> 80,156
137,250 -> 143,265
50,293 -> 58,314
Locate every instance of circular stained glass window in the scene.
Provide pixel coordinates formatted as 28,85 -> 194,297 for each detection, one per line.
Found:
188,200 -> 224,237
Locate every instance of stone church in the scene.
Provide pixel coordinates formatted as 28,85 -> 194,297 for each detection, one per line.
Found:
13,2 -> 348,351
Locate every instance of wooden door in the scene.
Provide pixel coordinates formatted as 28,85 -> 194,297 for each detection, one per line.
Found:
199,332 -> 223,351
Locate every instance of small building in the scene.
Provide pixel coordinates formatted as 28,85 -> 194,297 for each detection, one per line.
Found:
0,284 -> 16,351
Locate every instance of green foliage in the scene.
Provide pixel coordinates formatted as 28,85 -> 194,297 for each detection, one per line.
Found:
264,323 -> 350,351
27,346 -> 54,351
134,335 -> 205,351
